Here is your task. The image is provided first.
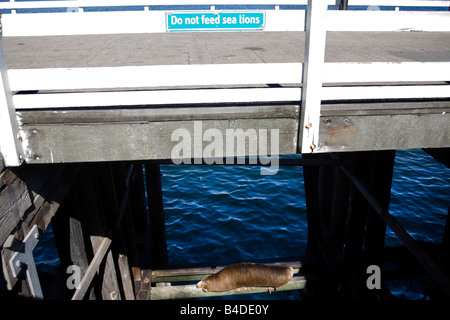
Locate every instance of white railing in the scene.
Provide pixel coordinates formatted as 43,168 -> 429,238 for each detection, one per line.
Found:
0,0 -> 333,13
0,0 -> 448,13
0,0 -> 449,165
349,0 -> 450,11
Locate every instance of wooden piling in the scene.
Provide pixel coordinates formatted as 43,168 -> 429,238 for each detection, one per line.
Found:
302,154 -> 321,255
144,163 -> 168,268
362,150 -> 395,270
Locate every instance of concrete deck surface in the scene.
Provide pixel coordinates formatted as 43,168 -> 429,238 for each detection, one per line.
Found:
3,31 -> 450,69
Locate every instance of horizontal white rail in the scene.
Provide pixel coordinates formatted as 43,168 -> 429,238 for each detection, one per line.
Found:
0,0 -> 447,11
323,62 -> 450,83
326,10 -> 450,31
348,0 -> 450,8
9,61 -> 450,110
14,83 -> 450,110
323,84 -> 450,100
13,87 -> 302,109
9,62 -> 449,93
1,10 -> 308,36
0,0 -> 335,10
2,7 -> 449,37
8,63 -> 303,91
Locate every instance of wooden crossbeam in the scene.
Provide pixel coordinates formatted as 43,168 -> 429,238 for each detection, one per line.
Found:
150,276 -> 306,300
334,156 -> 450,297
149,261 -> 303,299
152,261 -> 302,282
71,237 -> 112,300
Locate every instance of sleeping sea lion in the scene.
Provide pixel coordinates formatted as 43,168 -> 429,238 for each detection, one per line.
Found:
196,262 -> 294,292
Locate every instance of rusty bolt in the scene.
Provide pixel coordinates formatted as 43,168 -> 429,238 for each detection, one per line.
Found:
305,123 -> 313,129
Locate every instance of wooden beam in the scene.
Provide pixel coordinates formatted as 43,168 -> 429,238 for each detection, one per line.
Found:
145,163 -> 168,268
150,276 -> 306,300
152,261 -> 302,283
72,237 -> 112,300
337,161 -> 450,297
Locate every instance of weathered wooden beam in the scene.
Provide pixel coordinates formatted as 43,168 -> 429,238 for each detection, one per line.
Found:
20,117 -> 298,164
318,112 -> 449,153
150,276 -> 306,300
72,237 -> 112,300
338,162 -> 450,297
362,150 -> 395,269
145,163 -> 168,269
152,261 -> 302,283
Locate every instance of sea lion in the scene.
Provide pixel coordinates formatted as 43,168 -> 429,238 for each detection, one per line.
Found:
196,262 -> 294,292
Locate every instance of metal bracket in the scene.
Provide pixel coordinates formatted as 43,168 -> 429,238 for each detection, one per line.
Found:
8,225 -> 44,299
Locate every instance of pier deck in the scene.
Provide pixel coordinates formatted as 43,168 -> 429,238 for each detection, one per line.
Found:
5,31 -> 450,68
4,31 -> 449,164
1,1 -> 450,302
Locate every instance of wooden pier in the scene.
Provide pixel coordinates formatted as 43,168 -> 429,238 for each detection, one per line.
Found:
0,0 -> 449,301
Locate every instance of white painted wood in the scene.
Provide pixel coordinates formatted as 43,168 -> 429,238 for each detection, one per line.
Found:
1,10 -> 308,36
327,10 -> 450,31
13,84 -> 450,110
323,62 -> 450,83
2,11 -> 167,36
0,38 -> 23,167
0,0 -> 335,10
322,85 -> 450,100
265,10 -> 306,31
2,2 -> 449,36
13,87 -> 302,109
8,63 -> 303,92
299,0 -> 328,153
0,34 -> 23,167
348,0 -> 450,8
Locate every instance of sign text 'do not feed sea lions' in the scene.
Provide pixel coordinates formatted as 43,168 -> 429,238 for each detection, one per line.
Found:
196,262 -> 294,293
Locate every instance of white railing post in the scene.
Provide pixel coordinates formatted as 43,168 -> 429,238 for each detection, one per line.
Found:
0,17 -> 23,167
298,0 -> 328,153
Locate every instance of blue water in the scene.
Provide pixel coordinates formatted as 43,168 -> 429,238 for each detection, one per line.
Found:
35,149 -> 449,300
14,2 -> 448,299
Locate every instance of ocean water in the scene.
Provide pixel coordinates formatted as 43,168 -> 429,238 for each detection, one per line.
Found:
34,149 -> 449,300
10,2 -> 448,299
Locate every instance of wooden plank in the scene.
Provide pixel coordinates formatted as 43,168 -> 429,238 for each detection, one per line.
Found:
8,63 -> 303,91
1,0 -> 446,11
322,84 -> 450,101
348,0 -> 450,8
0,34 -> 22,167
145,164 -> 168,268
362,150 -> 395,270
72,237 -> 112,300
302,154 -> 321,254
327,11 -> 450,32
117,254 -> 135,300
318,112 -> 449,152
1,9 -> 309,37
323,62 -> 450,84
0,174 -> 32,246
321,100 -> 449,117
150,276 -> 306,300
0,0 -> 323,10
338,162 -> 450,297
17,104 -> 299,125
19,117 -> 298,163
13,88 -> 302,110
152,261 -> 302,279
